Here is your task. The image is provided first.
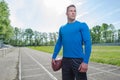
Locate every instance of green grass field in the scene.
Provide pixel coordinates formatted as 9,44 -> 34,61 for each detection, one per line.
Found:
29,46 -> 120,66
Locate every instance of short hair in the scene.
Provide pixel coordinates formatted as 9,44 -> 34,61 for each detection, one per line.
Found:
66,4 -> 76,12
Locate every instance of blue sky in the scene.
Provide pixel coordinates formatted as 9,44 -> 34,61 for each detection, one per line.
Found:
5,0 -> 120,32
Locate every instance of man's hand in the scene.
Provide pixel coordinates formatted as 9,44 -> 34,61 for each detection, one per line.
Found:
52,59 -> 56,65
78,62 -> 88,72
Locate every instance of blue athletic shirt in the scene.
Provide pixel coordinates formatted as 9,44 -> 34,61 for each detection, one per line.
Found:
52,20 -> 92,64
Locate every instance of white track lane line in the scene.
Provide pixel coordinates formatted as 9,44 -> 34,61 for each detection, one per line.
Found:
88,66 -> 120,76
22,73 -> 46,78
19,48 -> 21,80
23,68 -> 41,71
26,53 -> 58,80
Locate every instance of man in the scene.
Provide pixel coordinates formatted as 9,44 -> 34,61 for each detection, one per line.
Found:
52,4 -> 92,80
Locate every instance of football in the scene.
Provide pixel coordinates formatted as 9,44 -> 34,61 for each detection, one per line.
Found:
52,59 -> 62,71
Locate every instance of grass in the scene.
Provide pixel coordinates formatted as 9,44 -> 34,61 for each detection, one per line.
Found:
29,46 -> 120,66
91,46 -> 120,66
29,46 -> 54,53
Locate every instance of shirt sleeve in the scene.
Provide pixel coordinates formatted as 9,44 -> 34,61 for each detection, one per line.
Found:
52,27 -> 62,59
81,23 -> 92,64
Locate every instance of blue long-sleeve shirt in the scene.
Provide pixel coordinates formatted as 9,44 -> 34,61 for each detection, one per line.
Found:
52,20 -> 92,64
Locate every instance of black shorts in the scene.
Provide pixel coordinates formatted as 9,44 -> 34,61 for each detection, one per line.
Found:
62,57 -> 87,80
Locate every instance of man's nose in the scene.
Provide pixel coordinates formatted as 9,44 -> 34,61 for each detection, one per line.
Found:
72,12 -> 75,15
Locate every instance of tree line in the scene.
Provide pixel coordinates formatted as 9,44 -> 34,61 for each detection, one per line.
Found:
10,27 -> 58,46
10,25 -> 120,46
91,23 -> 120,43
0,0 -> 120,47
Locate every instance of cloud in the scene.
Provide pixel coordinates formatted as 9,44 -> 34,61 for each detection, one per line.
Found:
76,12 -> 89,19
42,0 -> 72,15
5,0 -> 120,32
5,0 -> 87,32
5,0 -> 25,28
9,13 -> 24,28
94,8 -> 120,23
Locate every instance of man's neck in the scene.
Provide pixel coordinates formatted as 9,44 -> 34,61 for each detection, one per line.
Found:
68,19 -> 75,23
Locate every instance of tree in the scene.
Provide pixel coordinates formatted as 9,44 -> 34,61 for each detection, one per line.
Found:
48,32 -> 55,46
4,25 -> 13,43
25,28 -> 33,46
0,0 -> 13,45
33,31 -> 42,46
118,29 -> 120,42
91,25 -> 101,43
53,32 -> 58,43
101,23 -> 109,42
109,24 -> 116,43
13,27 -> 20,46
42,32 -> 48,46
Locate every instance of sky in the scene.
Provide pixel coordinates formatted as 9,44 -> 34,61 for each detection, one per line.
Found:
5,0 -> 120,32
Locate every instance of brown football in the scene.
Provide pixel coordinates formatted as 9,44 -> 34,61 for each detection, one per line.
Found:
52,59 -> 62,71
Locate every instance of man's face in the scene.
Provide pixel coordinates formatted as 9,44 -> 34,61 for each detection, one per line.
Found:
66,7 -> 76,21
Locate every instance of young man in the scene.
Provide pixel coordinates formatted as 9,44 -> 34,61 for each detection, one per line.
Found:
52,4 -> 92,80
